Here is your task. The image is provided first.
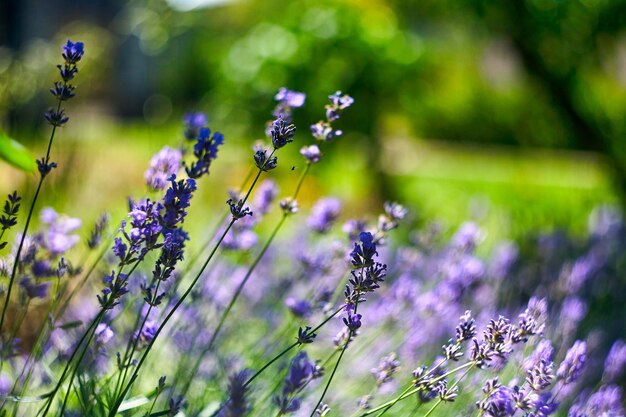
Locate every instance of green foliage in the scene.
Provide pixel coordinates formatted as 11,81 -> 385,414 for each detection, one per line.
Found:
0,130 -> 36,173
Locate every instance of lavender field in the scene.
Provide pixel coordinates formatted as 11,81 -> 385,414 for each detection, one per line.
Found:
1,1 -> 625,417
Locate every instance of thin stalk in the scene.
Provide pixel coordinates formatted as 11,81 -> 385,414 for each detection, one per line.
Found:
360,362 -> 476,416
180,162 -> 311,396
40,254 -> 144,417
115,278 -> 163,399
39,308 -> 105,417
108,219 -> 237,417
421,364 -> 474,417
244,305 -> 344,388
0,94 -> 64,337
308,329 -> 351,417
13,240 -> 110,412
374,385 -> 413,417
172,166 -> 254,294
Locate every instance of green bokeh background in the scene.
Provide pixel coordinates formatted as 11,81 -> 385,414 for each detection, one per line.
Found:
1,0 -> 625,244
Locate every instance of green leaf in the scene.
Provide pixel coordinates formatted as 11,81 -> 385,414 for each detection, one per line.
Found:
0,130 -> 37,173
58,320 -> 83,330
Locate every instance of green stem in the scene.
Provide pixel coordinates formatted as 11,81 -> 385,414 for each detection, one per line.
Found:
308,329 -> 352,417
39,308 -> 105,417
180,162 -> 311,396
360,362 -> 475,416
421,364 -> 474,417
107,219 -> 237,417
0,93 -> 64,339
374,385 -> 414,417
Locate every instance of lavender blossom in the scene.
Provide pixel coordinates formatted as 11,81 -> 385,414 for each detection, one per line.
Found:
218,370 -> 252,417
479,386 -> 516,417
44,40 -> 84,129
183,112 -> 208,140
40,207 -> 81,256
253,180 -> 279,216
87,213 -> 109,249
307,198 -> 342,233
19,278 -> 50,298
602,340 -> 626,382
270,116 -> 297,149
285,298 -> 312,318
95,323 -> 114,345
300,145 -> 321,163
0,191 -> 21,251
371,353 -> 400,386
145,147 -> 182,191
557,340 -> 587,385
275,87 -> 306,109
160,176 -> 196,230
185,127 -> 224,179
273,87 -> 306,124
274,351 -> 320,414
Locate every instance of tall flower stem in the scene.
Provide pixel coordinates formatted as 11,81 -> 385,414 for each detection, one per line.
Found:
421,364 -> 474,417
308,320 -> 355,417
244,304 -> 344,389
360,362 -> 476,417
107,218 -> 237,417
39,254 -> 144,417
0,94 -> 64,339
179,163 -> 311,396
39,308 -> 105,417
114,277 -> 164,399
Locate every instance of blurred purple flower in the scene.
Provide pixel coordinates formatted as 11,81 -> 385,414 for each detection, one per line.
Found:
557,340 -> 586,385
308,198 -> 341,233
144,146 -> 182,191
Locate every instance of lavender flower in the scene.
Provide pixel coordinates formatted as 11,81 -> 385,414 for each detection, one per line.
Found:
145,147 -> 182,191
160,176 -> 196,230
270,117 -> 297,149
19,278 -> 50,298
274,352 -> 319,414
569,385 -> 625,417
44,40 -> 84,129
40,207 -> 82,256
602,340 -> 626,382
61,40 -> 85,64
325,91 -> 354,122
87,213 -> 109,249
300,145 -> 321,163
557,340 -> 586,385
479,386 -> 516,417
254,149 -> 278,171
310,91 -> 353,141
218,370 -> 251,417
185,127 -> 224,179
183,112 -> 208,140
307,198 -> 341,233
97,271 -> 129,310
273,87 -> 306,124
275,87 -> 306,109
253,180 -> 279,216
524,339 -> 554,372
285,297 -> 312,318
371,353 -> 400,386
95,323 -> 114,345
0,191 -> 21,251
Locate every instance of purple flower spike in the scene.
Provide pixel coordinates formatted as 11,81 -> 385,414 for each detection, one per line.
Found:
557,340 -> 586,385
62,40 -> 85,64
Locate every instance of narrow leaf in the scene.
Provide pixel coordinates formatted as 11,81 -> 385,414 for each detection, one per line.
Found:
0,131 -> 37,173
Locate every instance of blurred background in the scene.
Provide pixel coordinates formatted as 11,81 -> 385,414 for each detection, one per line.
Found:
1,0 -> 626,244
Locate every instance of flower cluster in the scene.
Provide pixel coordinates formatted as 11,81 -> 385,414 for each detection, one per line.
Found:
185,126 -> 224,179
0,191 -> 21,251
274,351 -> 322,414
